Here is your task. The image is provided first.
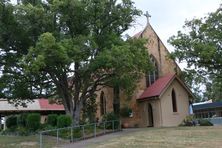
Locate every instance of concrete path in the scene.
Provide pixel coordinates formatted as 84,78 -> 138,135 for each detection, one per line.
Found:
58,128 -> 143,148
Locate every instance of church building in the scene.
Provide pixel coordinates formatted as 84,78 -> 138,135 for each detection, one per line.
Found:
95,13 -> 194,127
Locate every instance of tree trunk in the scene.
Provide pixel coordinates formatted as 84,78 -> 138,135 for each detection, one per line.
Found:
72,105 -> 81,125
113,85 -> 120,117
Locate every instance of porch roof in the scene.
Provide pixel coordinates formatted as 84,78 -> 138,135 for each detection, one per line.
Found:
138,74 -> 194,101
138,74 -> 175,100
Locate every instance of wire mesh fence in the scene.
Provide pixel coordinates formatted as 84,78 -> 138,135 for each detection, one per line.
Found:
39,120 -> 121,148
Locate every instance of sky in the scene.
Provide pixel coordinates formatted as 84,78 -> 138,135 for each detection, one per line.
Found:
126,0 -> 221,52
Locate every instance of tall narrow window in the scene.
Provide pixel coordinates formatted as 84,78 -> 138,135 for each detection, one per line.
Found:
100,91 -> 106,115
172,89 -> 177,112
146,55 -> 159,87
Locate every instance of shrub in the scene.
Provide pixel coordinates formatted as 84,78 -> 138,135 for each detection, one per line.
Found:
180,115 -> 196,126
199,119 -> 213,126
47,114 -> 58,127
120,106 -> 132,117
57,115 -> 72,128
6,115 -> 17,129
102,112 -> 119,129
17,126 -> 29,136
17,113 -> 28,127
26,113 -> 41,131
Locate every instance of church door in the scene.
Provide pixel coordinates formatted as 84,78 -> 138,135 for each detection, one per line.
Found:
147,103 -> 154,127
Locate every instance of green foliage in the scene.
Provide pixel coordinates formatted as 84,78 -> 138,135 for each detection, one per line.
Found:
169,4 -> 222,102
26,113 -> 40,131
82,96 -> 97,123
17,113 -> 28,127
102,112 -> 119,121
6,115 -> 17,129
102,112 -> 119,129
203,77 -> 222,102
16,126 -> 29,136
0,0 -> 150,124
198,119 -> 213,126
120,106 -> 132,117
57,115 -> 72,128
47,114 -> 58,127
180,115 -> 196,126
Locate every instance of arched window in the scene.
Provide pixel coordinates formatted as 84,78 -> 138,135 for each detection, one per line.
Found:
100,91 -> 106,115
146,55 -> 159,87
172,89 -> 177,112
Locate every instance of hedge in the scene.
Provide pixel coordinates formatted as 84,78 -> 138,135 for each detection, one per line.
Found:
57,115 -> 72,128
26,113 -> 41,131
47,114 -> 58,127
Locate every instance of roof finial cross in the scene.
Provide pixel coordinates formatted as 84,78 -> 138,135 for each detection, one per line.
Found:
144,11 -> 151,25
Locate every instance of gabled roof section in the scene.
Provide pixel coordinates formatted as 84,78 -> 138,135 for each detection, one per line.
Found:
138,74 -> 175,100
131,21 -> 181,73
138,74 -> 194,101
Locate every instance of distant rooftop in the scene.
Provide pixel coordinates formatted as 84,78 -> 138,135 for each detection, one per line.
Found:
0,98 -> 64,112
193,102 -> 222,111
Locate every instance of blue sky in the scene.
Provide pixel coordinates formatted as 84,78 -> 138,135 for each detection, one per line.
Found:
126,0 -> 221,51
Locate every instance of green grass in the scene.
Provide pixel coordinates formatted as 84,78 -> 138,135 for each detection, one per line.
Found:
0,126 -> 113,148
2,126 -> 222,148
88,126 -> 222,148
0,135 -> 57,148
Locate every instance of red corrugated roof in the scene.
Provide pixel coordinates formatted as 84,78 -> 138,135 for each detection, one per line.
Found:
138,74 -> 175,100
38,98 -> 64,110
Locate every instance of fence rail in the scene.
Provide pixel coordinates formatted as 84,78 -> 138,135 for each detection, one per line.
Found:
39,120 -> 121,148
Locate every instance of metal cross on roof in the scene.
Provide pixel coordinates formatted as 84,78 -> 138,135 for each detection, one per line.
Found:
144,11 -> 151,24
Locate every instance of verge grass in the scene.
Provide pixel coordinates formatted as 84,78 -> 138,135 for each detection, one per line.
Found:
88,126 -> 222,148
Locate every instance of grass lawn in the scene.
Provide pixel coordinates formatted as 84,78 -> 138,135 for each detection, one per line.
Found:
88,126 -> 222,148
1,126 -> 222,148
0,134 -> 58,148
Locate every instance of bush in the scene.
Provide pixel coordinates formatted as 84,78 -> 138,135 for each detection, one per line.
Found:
26,113 -> 41,131
180,115 -> 196,126
120,106 -> 132,117
17,113 -> 28,127
199,119 -> 213,126
6,115 -> 17,129
57,115 -> 72,128
102,112 -> 119,129
47,114 -> 58,127
16,126 -> 29,136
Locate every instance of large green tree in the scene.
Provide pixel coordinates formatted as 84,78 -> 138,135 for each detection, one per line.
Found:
168,4 -> 222,102
0,0 -> 150,124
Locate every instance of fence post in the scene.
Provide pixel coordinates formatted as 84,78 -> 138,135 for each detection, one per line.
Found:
71,127 -> 73,143
103,122 -> 106,134
39,132 -> 42,148
94,123 -> 97,137
119,120 -> 122,131
56,129 -> 59,144
112,120 -> 114,132
82,125 -> 85,140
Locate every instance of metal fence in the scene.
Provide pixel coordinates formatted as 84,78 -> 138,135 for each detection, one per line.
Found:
39,120 -> 121,148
